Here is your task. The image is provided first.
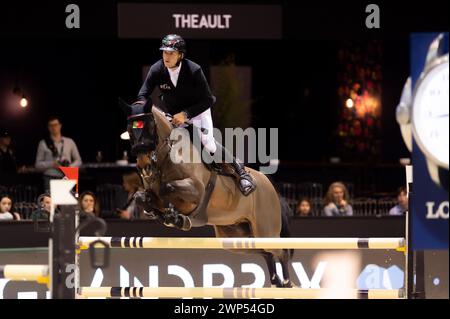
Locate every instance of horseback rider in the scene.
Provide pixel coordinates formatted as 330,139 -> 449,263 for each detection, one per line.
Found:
132,34 -> 256,196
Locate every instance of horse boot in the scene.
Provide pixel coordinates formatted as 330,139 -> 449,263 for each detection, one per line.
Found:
163,203 -> 192,231
135,191 -> 191,230
213,142 -> 256,196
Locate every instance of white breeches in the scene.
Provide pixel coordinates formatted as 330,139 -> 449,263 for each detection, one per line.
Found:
186,108 -> 217,154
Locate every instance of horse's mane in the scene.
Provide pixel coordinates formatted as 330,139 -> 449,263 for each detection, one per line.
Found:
151,106 -> 204,166
151,106 -> 172,142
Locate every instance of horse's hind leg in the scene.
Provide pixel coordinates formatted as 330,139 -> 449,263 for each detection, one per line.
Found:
214,225 -> 283,287
279,249 -> 294,287
262,251 -> 284,288
262,250 -> 294,288
249,214 -> 294,287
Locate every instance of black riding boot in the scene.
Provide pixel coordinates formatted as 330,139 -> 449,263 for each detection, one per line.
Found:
213,142 -> 256,196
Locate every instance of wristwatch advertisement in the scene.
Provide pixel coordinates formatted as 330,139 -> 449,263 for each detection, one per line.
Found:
397,33 -> 449,250
397,34 -> 449,192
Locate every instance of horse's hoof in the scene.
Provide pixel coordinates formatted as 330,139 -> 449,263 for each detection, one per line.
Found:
143,210 -> 157,220
164,215 -> 192,231
178,215 -> 192,231
282,280 -> 295,288
270,275 -> 284,288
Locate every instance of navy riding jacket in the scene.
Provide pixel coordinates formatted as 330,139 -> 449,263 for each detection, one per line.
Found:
137,59 -> 216,118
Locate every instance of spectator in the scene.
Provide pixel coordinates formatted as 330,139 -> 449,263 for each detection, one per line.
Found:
323,182 -> 353,216
295,197 -> 312,217
31,193 -> 52,220
0,129 -> 17,176
0,195 -> 21,220
79,191 -> 101,218
117,172 -> 144,220
389,186 -> 408,216
35,116 -> 82,192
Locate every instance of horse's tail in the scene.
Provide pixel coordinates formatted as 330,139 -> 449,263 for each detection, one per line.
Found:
279,196 -> 294,259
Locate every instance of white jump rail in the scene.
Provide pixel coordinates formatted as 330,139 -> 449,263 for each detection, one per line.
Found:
78,287 -> 405,299
78,236 -> 406,250
0,265 -> 49,285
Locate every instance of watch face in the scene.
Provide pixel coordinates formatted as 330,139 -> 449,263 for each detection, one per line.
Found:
412,58 -> 449,168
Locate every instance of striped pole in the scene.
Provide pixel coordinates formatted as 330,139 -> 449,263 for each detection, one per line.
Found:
0,265 -> 49,285
78,237 -> 405,250
78,287 -> 405,299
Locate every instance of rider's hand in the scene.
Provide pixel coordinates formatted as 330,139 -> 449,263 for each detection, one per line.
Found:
172,112 -> 188,126
132,100 -> 145,105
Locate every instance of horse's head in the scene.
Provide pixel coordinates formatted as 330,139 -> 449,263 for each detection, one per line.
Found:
119,99 -> 158,157
127,112 -> 158,156
119,99 -> 173,169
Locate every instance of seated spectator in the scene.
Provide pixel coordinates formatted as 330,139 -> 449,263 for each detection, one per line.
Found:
389,186 -> 408,216
79,191 -> 101,218
31,193 -> 52,220
0,195 -> 21,220
117,172 -> 144,220
35,116 -> 82,192
323,182 -> 353,216
295,197 -> 312,217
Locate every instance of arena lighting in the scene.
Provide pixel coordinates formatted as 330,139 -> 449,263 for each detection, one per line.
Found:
345,98 -> 354,108
19,95 -> 28,108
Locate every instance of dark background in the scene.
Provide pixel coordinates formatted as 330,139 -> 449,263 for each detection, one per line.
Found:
0,0 -> 448,184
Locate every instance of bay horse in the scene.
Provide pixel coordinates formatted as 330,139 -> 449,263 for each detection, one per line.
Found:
121,100 -> 294,287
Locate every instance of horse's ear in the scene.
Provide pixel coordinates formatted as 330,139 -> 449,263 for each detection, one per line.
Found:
118,98 -> 132,116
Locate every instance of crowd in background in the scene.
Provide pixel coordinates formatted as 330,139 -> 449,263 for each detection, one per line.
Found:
291,184 -> 408,218
0,171 -> 145,221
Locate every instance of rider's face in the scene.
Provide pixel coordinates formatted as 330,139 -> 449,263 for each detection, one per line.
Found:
163,50 -> 182,69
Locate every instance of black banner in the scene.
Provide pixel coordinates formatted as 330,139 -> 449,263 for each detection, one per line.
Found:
118,3 -> 282,39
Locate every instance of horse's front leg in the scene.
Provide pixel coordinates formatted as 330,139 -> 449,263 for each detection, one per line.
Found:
158,177 -> 204,231
160,177 -> 203,214
134,189 -> 165,220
